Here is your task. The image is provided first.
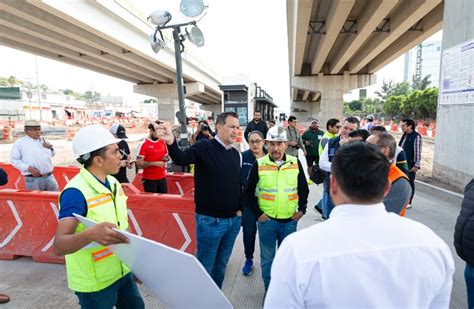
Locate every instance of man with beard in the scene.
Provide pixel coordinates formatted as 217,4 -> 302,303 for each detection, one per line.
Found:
244,110 -> 268,142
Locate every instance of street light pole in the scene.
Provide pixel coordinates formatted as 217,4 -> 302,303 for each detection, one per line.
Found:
172,26 -> 189,148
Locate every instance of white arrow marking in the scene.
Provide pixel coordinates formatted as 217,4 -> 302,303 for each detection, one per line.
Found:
0,200 -> 23,248
172,213 -> 191,252
14,177 -> 21,189
41,202 -> 59,252
127,209 -> 142,236
63,174 -> 70,183
175,182 -> 184,196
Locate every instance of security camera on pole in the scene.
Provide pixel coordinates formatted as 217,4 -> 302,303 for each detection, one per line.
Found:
148,0 -> 207,148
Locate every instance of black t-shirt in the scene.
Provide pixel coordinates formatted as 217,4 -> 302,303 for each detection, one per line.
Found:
112,139 -> 130,183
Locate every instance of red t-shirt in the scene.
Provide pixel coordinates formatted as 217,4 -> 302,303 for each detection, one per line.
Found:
137,138 -> 168,180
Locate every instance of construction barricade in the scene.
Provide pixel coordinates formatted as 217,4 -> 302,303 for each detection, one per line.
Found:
0,184 -> 196,264
0,163 -> 80,191
132,170 -> 194,195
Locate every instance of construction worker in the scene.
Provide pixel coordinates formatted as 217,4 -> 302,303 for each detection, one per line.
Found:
53,125 -> 144,308
246,126 -> 309,293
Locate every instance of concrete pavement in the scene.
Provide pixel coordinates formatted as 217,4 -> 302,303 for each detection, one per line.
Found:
0,180 -> 467,308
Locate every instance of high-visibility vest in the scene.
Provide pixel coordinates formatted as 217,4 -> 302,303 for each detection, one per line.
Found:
388,163 -> 410,217
59,167 -> 130,293
257,155 -> 299,219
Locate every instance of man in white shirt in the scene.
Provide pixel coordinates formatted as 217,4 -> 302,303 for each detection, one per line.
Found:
10,120 -> 59,191
265,142 -> 454,308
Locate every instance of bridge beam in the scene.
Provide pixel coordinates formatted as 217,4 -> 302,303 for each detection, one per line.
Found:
349,0 -> 441,73
287,0 -> 314,75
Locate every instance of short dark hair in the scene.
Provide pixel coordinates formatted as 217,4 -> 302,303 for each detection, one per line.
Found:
248,130 -> 264,139
349,129 -> 370,141
216,111 -> 238,126
344,116 -> 360,128
331,142 -> 389,203
402,118 -> 416,130
148,120 -> 162,130
370,125 -> 387,134
81,146 -> 108,168
374,133 -> 397,160
326,118 -> 340,130
288,116 -> 297,123
268,120 -> 276,125
254,110 -> 261,114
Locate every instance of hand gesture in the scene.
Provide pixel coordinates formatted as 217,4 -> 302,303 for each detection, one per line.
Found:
28,166 -> 42,177
155,123 -> 175,145
258,213 -> 269,222
89,222 -> 129,246
292,211 -> 304,221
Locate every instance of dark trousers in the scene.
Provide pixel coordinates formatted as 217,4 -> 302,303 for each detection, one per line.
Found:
408,171 -> 416,204
142,178 -> 168,194
242,203 -> 258,260
75,273 -> 144,309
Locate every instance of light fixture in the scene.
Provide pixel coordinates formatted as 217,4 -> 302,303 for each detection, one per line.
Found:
180,0 -> 205,18
150,33 -> 165,53
148,10 -> 172,26
186,25 -> 204,47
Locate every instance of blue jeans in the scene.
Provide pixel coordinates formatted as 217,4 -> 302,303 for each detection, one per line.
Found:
242,203 -> 258,260
465,263 -> 474,309
195,213 -> 242,288
322,175 -> 334,219
258,218 -> 297,290
75,273 -> 144,309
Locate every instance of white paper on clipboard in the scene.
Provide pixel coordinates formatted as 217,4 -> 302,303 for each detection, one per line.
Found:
73,213 -> 232,309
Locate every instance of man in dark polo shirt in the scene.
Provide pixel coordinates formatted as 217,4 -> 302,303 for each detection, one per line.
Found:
156,112 -> 242,289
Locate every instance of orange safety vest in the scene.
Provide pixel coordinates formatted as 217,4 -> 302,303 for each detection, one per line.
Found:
388,163 -> 410,216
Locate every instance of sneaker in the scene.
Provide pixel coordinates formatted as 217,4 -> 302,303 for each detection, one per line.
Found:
406,204 -> 412,209
312,205 -> 323,215
242,259 -> 254,276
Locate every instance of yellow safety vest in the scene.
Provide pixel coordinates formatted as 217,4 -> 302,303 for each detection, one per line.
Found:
59,167 -> 130,293
257,155 -> 299,219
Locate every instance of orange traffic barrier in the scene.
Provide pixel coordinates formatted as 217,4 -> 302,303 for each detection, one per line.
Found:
0,184 -> 197,264
0,163 -> 80,191
2,126 -> 12,141
0,189 -> 64,263
132,170 -> 194,196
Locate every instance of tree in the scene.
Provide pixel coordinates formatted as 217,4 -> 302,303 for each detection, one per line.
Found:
82,90 -> 101,104
7,76 -> 18,87
411,74 -> 432,90
347,99 -> 362,111
39,84 -> 48,93
362,97 -> 384,114
375,79 -> 394,100
383,95 -> 405,117
144,98 -> 158,103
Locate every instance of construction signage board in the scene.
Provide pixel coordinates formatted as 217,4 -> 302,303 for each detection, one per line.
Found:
74,214 -> 232,309
440,38 -> 474,105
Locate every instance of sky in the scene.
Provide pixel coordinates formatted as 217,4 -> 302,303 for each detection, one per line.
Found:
0,0 -> 442,112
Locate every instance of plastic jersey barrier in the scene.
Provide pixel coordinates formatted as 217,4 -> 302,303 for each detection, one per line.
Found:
132,170 -> 194,196
0,185 -> 196,264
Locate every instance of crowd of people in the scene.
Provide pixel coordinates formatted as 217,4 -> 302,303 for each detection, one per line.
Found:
1,112 -> 473,308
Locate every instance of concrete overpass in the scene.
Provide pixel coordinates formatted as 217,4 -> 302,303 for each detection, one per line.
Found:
0,0 -> 223,121
287,0 -> 444,123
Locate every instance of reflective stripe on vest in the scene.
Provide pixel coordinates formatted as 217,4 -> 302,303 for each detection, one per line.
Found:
59,167 -> 130,293
257,155 -> 299,219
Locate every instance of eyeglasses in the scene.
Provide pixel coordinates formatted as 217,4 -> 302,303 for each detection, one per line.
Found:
249,139 -> 263,144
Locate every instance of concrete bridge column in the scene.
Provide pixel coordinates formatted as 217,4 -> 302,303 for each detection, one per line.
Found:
291,73 -> 374,125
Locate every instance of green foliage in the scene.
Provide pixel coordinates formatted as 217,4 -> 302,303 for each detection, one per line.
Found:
143,98 -> 158,103
82,90 -> 101,103
411,74 -> 432,90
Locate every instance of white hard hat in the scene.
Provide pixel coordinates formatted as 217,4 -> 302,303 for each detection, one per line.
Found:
73,125 -> 119,159
266,126 -> 288,142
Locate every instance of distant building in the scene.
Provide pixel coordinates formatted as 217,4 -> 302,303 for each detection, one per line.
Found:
219,78 -> 277,126
404,40 -> 442,87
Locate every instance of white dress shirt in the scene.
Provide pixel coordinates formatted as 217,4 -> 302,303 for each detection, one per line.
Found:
265,203 -> 454,308
10,136 -> 55,175
319,142 -> 332,172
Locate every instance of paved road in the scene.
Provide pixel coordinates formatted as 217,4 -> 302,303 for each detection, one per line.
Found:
0,180 -> 467,308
